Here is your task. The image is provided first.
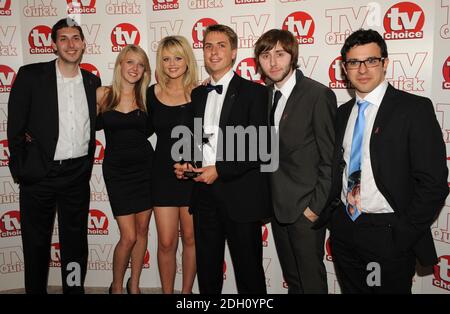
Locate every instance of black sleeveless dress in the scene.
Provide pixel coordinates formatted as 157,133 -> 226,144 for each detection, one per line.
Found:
97,109 -> 153,216
147,85 -> 193,207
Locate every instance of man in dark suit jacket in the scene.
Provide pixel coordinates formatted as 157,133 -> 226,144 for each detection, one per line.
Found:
254,29 -> 336,293
7,18 -> 101,294
314,29 -> 448,293
175,24 -> 271,294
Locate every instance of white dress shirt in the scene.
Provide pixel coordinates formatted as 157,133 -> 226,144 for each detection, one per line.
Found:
273,70 -> 296,133
341,80 -> 394,214
202,69 -> 234,167
53,61 -> 90,161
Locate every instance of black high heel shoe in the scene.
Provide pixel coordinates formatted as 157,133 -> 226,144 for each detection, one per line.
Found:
126,278 -> 131,294
108,283 -> 112,294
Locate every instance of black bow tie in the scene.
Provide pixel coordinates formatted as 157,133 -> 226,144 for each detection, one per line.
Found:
205,83 -> 223,94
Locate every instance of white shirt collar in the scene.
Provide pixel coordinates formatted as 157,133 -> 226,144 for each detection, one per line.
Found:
356,80 -> 388,108
274,70 -> 296,100
211,69 -> 234,88
55,60 -> 83,83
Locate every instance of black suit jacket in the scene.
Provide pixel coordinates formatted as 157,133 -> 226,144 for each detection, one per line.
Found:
269,70 -> 337,224
189,73 -> 272,223
7,59 -> 101,184
315,84 -> 448,266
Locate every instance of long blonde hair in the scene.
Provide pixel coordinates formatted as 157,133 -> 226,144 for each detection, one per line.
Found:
102,44 -> 151,113
155,36 -> 198,98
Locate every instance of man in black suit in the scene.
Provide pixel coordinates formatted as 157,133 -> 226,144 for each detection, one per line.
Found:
254,29 -> 336,293
175,24 -> 271,294
315,29 -> 448,293
7,18 -> 101,294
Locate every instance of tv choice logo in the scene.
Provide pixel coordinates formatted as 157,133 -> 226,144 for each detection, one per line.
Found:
443,56 -> 450,90
325,236 -> 333,261
235,0 -> 266,4
28,25 -> 53,54
188,0 -> 223,9
0,210 -> 20,238
0,26 -> 18,56
111,23 -> 140,52
23,0 -> 57,17
94,139 -> 105,164
383,2 -> 424,40
192,18 -> 218,49
282,11 -> 315,45
128,249 -> 150,269
0,65 -> 16,93
88,209 -> 109,235
433,255 -> 450,291
262,224 -> 269,247
0,138 -> 9,166
153,0 -> 179,11
66,0 -> 96,14
328,56 -> 353,90
49,242 -> 61,267
0,0 -> 11,16
236,58 -> 265,85
80,63 -> 101,79
106,0 -> 141,15
223,260 -> 227,280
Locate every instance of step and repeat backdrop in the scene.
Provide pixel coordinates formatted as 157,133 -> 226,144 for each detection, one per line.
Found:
0,0 -> 449,294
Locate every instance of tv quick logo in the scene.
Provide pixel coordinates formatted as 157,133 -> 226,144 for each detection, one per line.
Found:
0,65 -> 16,93
383,2 -> 424,40
0,246 -> 24,274
0,0 -> 11,16
298,56 -> 318,78
0,26 -> 18,56
94,139 -> 105,164
263,257 -> 272,287
111,23 -> 140,52
0,108 -> 7,132
106,0 -> 141,15
0,139 -> 9,166
328,56 -> 353,89
385,52 -> 426,92
153,0 -> 179,11
81,24 -> 101,55
90,174 -> 109,202
262,224 -> 269,247
0,210 -> 20,238
433,255 -> 450,291
236,58 -> 264,85
431,205 -> 450,243
88,209 -> 109,235
282,11 -> 315,45
441,0 -> 450,39
23,0 -> 57,17
235,0 -> 266,4
325,6 -> 370,45
231,14 -> 269,48
28,25 -> 53,54
0,176 -> 19,204
191,18 -> 218,49
49,242 -> 61,267
443,56 -> 450,89
188,0 -> 223,9
149,20 -> 183,51
88,244 -> 113,270
66,0 -> 96,14
80,63 -> 101,78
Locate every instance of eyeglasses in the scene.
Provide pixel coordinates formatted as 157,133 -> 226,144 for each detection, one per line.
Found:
344,57 -> 385,70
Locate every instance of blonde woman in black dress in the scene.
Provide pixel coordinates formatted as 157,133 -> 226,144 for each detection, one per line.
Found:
96,44 -> 153,294
147,36 -> 198,294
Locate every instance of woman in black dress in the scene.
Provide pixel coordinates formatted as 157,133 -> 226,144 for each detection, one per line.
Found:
147,36 -> 198,294
96,44 -> 152,294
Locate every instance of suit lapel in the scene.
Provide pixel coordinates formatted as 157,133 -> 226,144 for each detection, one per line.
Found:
278,70 -> 304,133
45,60 -> 59,138
219,73 -> 239,128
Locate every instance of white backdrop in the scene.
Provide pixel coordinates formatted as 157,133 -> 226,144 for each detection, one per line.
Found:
0,0 -> 449,294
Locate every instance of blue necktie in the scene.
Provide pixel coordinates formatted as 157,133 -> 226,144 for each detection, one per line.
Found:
346,100 -> 370,221
205,83 -> 223,94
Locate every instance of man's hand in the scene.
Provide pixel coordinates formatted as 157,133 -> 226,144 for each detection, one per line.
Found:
174,162 -> 194,180
193,165 -> 218,184
303,207 -> 319,223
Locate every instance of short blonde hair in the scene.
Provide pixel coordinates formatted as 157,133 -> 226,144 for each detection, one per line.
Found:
155,36 -> 198,97
102,44 -> 151,113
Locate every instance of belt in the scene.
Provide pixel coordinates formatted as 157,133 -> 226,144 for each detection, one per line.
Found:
52,155 -> 88,165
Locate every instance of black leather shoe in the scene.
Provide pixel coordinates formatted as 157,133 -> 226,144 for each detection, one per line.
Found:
126,278 -> 131,294
108,284 -> 112,294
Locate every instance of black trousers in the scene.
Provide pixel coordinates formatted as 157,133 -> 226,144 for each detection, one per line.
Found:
330,204 -> 416,294
192,183 -> 266,294
272,214 -> 328,294
19,156 -> 91,294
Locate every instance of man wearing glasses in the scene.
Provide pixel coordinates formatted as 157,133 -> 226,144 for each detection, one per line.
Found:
315,29 -> 448,293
